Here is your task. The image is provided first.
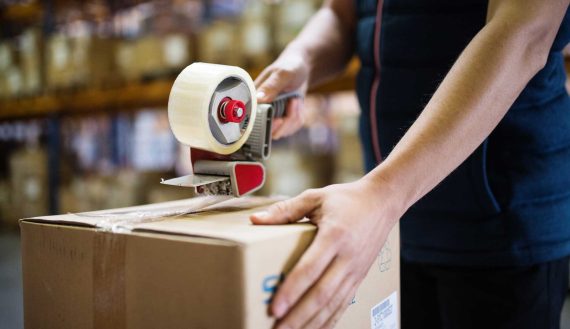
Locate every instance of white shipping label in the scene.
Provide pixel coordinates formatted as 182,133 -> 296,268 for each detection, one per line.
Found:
371,291 -> 398,329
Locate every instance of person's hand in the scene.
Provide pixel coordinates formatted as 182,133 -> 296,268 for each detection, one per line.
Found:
255,50 -> 310,140
250,176 -> 402,329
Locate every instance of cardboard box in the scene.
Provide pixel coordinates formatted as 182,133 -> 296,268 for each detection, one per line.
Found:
197,20 -> 243,66
21,197 -> 399,328
89,37 -> 119,88
45,33 -> 73,90
116,34 -> 190,83
276,0 -> 317,50
9,147 -> 48,224
18,28 -> 42,95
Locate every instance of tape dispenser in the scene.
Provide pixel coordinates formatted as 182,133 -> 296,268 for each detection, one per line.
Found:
161,62 -> 300,197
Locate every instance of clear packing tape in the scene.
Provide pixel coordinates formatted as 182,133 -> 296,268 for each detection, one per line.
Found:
22,195 -> 289,328
71,196 -> 283,233
167,63 -> 258,155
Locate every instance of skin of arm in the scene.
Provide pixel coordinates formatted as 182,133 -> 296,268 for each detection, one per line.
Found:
254,0 -> 355,139
372,0 -> 570,210
250,0 -> 570,329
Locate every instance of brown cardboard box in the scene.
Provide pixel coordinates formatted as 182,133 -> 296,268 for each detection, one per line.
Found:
89,37 -> 119,88
45,33 -> 72,90
197,20 -> 243,66
19,29 -> 42,95
9,147 -> 48,225
21,197 -> 399,329
275,0 -> 318,50
116,34 -> 190,82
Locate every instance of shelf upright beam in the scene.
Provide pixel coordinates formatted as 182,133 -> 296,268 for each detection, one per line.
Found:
47,115 -> 60,214
111,113 -> 121,167
44,0 -> 59,215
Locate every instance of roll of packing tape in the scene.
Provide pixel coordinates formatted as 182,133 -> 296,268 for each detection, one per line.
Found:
168,62 -> 257,155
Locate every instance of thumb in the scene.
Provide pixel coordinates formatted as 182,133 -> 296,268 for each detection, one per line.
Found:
250,191 -> 319,225
256,72 -> 290,103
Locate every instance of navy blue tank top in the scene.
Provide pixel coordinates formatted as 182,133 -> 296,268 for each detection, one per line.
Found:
355,0 -> 570,266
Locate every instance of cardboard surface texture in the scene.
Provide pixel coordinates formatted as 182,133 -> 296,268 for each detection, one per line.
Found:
21,196 -> 400,329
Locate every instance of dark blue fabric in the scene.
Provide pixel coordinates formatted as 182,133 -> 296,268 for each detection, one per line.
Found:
401,256 -> 570,328
355,0 -> 570,266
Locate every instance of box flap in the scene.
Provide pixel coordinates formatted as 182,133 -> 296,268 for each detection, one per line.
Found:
134,208 -> 315,244
22,196 -> 316,244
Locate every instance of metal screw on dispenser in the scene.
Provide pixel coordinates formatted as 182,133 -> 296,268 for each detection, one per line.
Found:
218,97 -> 246,123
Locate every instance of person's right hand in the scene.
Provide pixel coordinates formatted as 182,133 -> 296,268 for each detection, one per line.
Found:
255,50 -> 310,140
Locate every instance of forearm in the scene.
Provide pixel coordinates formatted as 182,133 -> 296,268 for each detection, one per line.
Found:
366,0 -> 568,214
283,0 -> 355,87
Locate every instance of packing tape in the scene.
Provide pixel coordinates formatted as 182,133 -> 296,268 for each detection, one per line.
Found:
85,196 -> 284,325
93,231 -> 126,328
74,196 -> 234,233
168,62 -> 257,155
89,197 -> 231,327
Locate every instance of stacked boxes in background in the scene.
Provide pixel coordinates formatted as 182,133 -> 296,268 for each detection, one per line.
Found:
275,0 -> 318,50
8,146 -> 49,226
0,93 -> 365,227
197,20 -> 243,66
45,33 -> 75,90
46,34 -> 174,90
0,0 -> 324,99
58,171 -> 193,214
240,1 -> 271,68
0,42 -> 16,99
0,28 -> 42,99
89,37 -> 120,88
18,29 -> 42,96
0,0 -> 370,229
117,34 -> 191,82
45,34 -> 117,91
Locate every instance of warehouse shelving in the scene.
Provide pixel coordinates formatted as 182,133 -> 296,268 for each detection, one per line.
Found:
6,0 -> 566,220
1,2 -> 42,24
0,0 -> 357,218
0,56 -> 358,215
0,59 -> 359,120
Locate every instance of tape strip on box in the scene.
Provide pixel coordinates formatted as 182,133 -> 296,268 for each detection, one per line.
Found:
93,231 -> 126,328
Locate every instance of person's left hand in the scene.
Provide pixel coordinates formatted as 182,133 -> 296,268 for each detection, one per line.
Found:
250,176 -> 403,329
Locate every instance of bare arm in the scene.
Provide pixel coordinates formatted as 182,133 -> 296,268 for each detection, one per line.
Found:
256,0 -> 355,96
370,0 -> 570,212
251,1 -> 570,328
254,0 -> 355,139
289,0 -> 356,87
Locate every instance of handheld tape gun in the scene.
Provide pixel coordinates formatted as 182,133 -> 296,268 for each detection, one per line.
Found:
161,62 -> 300,197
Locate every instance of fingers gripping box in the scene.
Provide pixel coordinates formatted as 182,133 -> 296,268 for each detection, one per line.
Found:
21,197 -> 400,329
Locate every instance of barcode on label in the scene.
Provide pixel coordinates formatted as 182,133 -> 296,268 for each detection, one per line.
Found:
370,291 -> 398,329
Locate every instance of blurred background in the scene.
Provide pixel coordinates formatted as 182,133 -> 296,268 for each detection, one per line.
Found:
0,0 -> 363,327
2,1 -> 570,328
0,0 -> 364,223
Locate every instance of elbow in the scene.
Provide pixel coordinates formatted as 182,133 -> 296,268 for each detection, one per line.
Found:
524,23 -> 552,72
485,0 -> 570,76
524,41 -> 549,75
489,13 -> 558,75
503,21 -> 553,76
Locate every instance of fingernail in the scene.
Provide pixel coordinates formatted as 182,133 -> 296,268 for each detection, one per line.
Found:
273,301 -> 288,318
256,91 -> 266,99
253,211 -> 269,220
